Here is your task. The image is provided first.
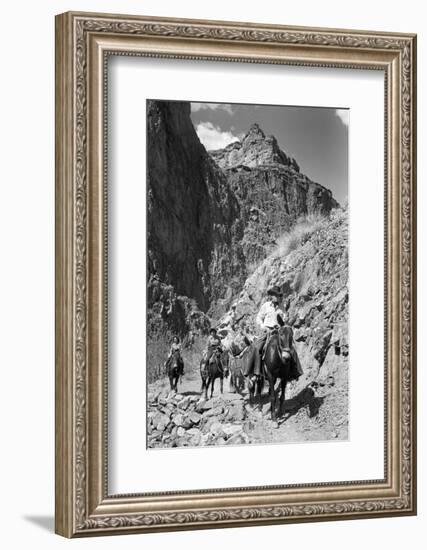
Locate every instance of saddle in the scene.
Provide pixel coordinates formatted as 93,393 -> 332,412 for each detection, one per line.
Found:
261,329 -> 275,361
202,350 -> 223,376
212,352 -> 224,374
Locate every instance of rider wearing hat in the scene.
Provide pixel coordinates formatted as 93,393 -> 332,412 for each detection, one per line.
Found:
201,327 -> 223,375
251,286 -> 286,377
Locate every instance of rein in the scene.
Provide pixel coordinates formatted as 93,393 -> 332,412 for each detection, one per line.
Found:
266,330 -> 291,365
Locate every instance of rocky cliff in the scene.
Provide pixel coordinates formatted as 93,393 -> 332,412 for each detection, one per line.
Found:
211,123 -> 339,270
147,100 -> 245,376
147,100 -> 245,314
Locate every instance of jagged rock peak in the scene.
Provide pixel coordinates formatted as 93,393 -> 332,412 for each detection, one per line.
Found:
243,122 -> 266,140
210,123 -> 300,172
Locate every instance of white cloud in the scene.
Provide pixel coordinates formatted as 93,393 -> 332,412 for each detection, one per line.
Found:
336,109 -> 349,127
195,122 -> 240,150
191,102 -> 234,115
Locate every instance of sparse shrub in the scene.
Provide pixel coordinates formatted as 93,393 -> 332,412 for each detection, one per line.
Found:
273,213 -> 325,259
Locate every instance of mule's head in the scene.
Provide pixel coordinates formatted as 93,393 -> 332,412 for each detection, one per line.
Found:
277,326 -> 294,364
218,350 -> 230,377
277,325 -> 293,344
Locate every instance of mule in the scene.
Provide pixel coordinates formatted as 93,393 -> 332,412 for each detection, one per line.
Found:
227,343 -> 250,394
228,353 -> 246,394
263,326 -> 296,422
239,343 -> 265,406
200,349 -> 229,399
166,350 -> 183,392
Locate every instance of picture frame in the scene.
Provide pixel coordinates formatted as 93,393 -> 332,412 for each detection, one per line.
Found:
55,11 -> 417,537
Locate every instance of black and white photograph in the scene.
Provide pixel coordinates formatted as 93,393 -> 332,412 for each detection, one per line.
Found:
146,99 -> 349,449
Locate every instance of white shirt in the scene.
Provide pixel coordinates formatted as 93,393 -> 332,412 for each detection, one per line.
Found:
256,300 -> 286,330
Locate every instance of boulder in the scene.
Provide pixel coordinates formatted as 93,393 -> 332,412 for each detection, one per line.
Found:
190,431 -> 202,446
195,399 -> 208,413
225,402 -> 246,422
209,422 -> 225,437
204,406 -> 224,418
182,418 -> 193,429
177,396 -> 192,410
223,424 -> 243,437
153,412 -> 170,431
188,411 -> 202,425
186,428 -> 201,436
172,413 -> 185,427
198,397 -> 224,411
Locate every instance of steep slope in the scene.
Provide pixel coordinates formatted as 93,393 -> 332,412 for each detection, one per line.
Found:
220,208 -> 348,391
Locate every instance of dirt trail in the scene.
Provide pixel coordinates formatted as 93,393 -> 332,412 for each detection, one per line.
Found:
147,362 -> 348,449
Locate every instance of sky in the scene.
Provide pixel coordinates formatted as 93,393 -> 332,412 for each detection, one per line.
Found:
190,102 -> 348,205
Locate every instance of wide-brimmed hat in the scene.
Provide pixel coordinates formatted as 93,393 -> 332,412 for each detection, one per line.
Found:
267,285 -> 283,298
209,327 -> 217,334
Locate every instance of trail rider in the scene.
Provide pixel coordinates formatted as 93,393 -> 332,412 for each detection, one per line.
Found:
202,327 -> 223,374
164,336 -> 184,377
252,286 -> 286,378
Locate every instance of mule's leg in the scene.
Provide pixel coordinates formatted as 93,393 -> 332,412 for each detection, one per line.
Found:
270,377 -> 277,421
239,372 -> 245,393
204,378 -> 209,400
210,377 -> 215,398
257,378 -> 264,410
200,363 -> 205,394
247,377 -> 254,405
229,372 -> 235,393
220,376 -> 224,394
169,376 -> 173,391
279,379 -> 286,417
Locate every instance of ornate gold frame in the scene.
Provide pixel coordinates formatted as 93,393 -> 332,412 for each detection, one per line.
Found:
55,11 -> 417,537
